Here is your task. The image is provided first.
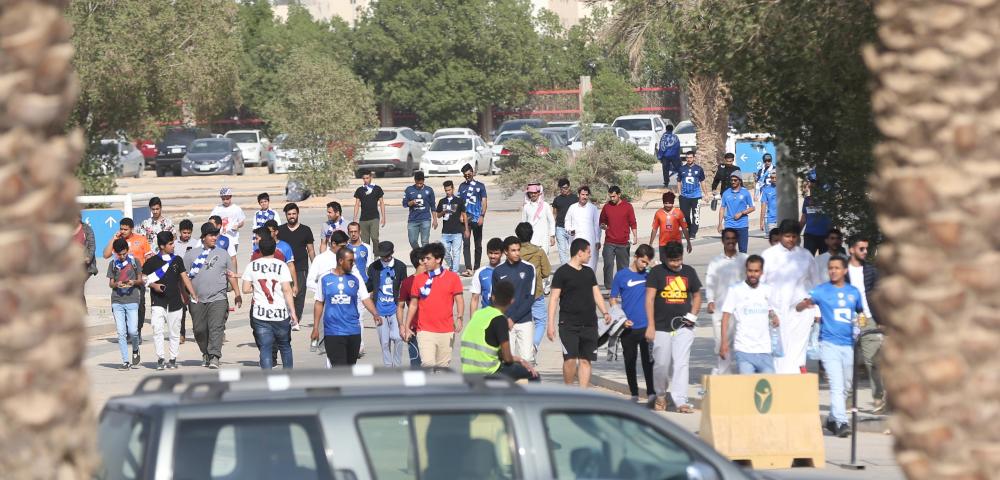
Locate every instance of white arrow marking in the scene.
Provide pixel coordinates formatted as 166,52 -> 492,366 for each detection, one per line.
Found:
105,217 -> 117,228
740,153 -> 748,162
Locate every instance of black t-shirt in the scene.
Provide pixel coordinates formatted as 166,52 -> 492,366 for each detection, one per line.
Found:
277,223 -> 314,270
551,263 -> 598,327
483,313 -> 510,349
436,196 -> 466,234
646,263 -> 702,332
353,185 -> 384,221
552,193 -> 579,227
142,255 -> 187,311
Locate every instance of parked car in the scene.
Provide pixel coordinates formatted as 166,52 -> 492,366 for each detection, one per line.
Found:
546,120 -> 579,128
432,127 -> 477,139
494,118 -> 546,137
541,126 -> 581,145
415,130 -> 435,143
268,133 -> 300,174
224,129 -> 269,167
357,127 -> 425,177
491,129 -> 568,171
568,126 -> 632,152
611,114 -> 672,157
180,137 -> 245,177
134,139 -> 157,168
155,128 -> 213,177
99,139 -> 145,178
97,369 -> 753,480
420,135 -> 492,177
675,120 -> 697,153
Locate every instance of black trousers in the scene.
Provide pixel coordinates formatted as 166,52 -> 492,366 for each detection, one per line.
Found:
180,304 -> 187,337
678,196 -> 700,238
325,335 -> 362,366
463,223 -> 484,271
292,268 -> 308,320
803,234 -> 826,256
137,287 -> 146,335
620,328 -> 655,397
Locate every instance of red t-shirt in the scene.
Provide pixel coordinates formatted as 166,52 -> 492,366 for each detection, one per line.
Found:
599,200 -> 637,245
400,275 -> 417,332
409,269 -> 463,333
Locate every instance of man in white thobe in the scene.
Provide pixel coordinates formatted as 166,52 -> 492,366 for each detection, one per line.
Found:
705,228 -> 748,375
520,183 -> 556,254
564,186 -> 601,272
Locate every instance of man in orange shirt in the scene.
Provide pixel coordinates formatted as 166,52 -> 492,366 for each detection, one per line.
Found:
649,192 -> 692,263
103,217 -> 154,339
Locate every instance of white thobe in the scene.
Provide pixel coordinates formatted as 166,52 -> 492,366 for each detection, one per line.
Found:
761,243 -> 821,373
564,202 -> 601,271
521,199 -> 556,254
705,252 -> 748,374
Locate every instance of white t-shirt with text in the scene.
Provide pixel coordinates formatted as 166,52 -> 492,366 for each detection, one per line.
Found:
721,282 -> 776,354
242,257 -> 293,321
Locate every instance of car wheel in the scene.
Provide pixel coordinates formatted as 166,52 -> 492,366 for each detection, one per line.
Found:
134,160 -> 144,178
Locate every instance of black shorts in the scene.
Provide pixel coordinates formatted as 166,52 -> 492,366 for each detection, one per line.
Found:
559,324 -> 598,361
324,335 -> 362,366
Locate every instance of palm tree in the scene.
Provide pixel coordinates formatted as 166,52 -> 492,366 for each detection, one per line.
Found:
868,2 -> 1000,479
0,1 -> 95,476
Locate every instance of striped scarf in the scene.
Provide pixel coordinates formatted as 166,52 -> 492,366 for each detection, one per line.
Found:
113,254 -> 137,295
419,266 -> 445,299
144,254 -> 176,286
187,249 -> 211,279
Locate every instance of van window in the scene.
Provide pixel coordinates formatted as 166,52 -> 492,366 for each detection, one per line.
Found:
173,416 -> 331,480
96,410 -> 148,480
543,411 -> 702,480
357,412 -> 517,480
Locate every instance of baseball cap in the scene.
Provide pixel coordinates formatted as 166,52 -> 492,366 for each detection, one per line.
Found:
376,241 -> 395,257
200,222 -> 220,238
219,187 -> 233,197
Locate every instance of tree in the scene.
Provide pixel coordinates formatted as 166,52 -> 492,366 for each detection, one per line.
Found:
0,0 -> 95,477
263,47 -> 376,196
582,69 -> 642,123
868,2 -> 1000,479
534,7 -> 628,89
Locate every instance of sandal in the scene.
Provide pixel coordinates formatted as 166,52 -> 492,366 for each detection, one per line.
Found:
461,270 -> 474,277
676,404 -> 696,414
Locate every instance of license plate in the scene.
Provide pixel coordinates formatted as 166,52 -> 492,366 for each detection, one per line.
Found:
171,148 -> 182,154
438,167 -> 449,173
198,165 -> 214,171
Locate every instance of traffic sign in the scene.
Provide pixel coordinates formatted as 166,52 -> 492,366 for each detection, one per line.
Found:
734,139 -> 777,179
82,209 -> 123,255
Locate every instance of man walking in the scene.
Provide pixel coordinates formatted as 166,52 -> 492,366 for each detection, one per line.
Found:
815,229 -> 847,283
759,171 -> 779,233
367,241 -> 408,367
137,197 -> 174,253
800,179 -> 833,255
718,174 -> 755,253
173,219 -> 196,344
710,153 -> 741,206
458,164 -> 488,276
143,232 -> 197,370
645,242 -> 701,413
753,153 -> 775,201
461,281 -> 540,382
551,178 -> 578,264
398,248 -> 425,366
656,124 -> 681,191
242,236 -> 298,369
108,238 -> 142,370
610,245 -> 657,402
403,171 -> 437,250
599,186 -> 637,287
278,202 -> 315,321
845,235 -> 885,412
704,229 -> 748,375
254,192 -> 281,229
470,238 -> 503,311
565,186 -> 601,272
649,192 -> 692,263
520,183 -> 555,254
319,201 -> 346,253
492,235 -> 538,364
514,223 -> 552,355
352,171 -> 386,247
313,248 -> 382,366
404,243 -> 463,372
719,255 -> 780,374
210,187 -> 245,272
547,239 -> 613,388
677,151 -> 706,238
103,217 -> 153,339
346,222 -> 371,284
184,222 -> 242,369
436,180 -> 467,271
761,219 -> 821,374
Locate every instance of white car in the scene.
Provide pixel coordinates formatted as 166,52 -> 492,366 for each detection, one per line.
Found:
358,127 -> 425,177
674,120 -> 697,153
568,127 -> 631,152
224,129 -> 269,167
268,133 -> 299,174
432,127 -> 477,139
611,114 -> 671,157
420,135 -> 491,176
546,120 -> 579,128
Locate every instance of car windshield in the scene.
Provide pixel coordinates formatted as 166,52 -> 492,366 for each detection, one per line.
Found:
612,119 -> 654,131
372,130 -> 397,142
225,132 -> 258,144
98,142 -> 119,155
496,132 -> 532,144
675,123 -> 696,134
189,140 -> 231,153
430,138 -> 473,151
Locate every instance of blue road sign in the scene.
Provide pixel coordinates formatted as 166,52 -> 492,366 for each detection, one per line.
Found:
82,209 -> 123,254
734,139 -> 777,178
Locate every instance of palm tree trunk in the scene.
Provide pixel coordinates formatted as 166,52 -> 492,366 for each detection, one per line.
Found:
867,2 -> 1000,479
0,1 -> 95,477
687,73 -> 731,174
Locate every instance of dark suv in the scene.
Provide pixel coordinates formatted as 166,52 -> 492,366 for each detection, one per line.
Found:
155,128 -> 213,177
97,369 -> 752,480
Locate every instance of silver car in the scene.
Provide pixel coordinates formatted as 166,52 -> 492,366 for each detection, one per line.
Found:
180,138 -> 245,176
99,139 -> 145,179
357,127 -> 425,177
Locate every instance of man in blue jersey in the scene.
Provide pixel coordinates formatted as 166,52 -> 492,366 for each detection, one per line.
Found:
403,171 -> 437,250
656,124 -> 681,191
677,150 -> 706,239
470,238 -> 503,311
458,164 -> 489,275
312,248 -> 383,366
366,241 -> 408,367
717,174 -> 755,253
610,244 -> 656,403
799,180 -> 834,255
346,222 -> 370,284
758,171 -> 778,233
798,256 -> 864,438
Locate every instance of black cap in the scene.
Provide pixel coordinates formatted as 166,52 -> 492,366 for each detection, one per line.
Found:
200,222 -> 220,238
414,171 -> 425,181
376,241 -> 394,257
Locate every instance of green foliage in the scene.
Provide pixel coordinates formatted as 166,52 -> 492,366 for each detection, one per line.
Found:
535,7 -> 629,88
583,70 -> 642,123
74,153 -> 117,197
263,48 -> 377,196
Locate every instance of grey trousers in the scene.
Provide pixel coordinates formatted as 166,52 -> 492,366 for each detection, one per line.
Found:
860,324 -> 885,400
190,299 -> 228,358
652,329 -> 695,407
602,242 -> 630,287
360,218 -> 380,247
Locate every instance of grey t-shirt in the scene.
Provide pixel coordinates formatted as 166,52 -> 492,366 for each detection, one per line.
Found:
107,258 -> 141,304
183,247 -> 232,304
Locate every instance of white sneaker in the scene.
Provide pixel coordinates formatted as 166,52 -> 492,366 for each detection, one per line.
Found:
291,323 -> 301,331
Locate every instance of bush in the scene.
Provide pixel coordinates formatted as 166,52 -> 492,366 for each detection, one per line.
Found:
74,150 -> 117,196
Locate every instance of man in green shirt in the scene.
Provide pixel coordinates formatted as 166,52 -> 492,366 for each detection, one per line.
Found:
460,281 -> 539,381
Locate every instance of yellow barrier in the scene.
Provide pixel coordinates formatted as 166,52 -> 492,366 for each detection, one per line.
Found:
699,374 -> 825,469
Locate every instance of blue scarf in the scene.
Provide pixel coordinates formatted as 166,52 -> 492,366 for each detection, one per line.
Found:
144,254 -> 176,286
113,254 -> 137,296
187,249 -> 211,279
254,209 -> 276,228
419,266 -> 445,299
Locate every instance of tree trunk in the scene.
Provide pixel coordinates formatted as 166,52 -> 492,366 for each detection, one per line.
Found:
687,73 -> 730,175
0,1 -> 95,478
866,2 -> 1000,479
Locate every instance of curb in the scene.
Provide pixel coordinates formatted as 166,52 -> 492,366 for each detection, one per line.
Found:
590,372 -> 892,434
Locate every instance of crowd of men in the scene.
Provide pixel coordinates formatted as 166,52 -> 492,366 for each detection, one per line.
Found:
86,149 -> 882,438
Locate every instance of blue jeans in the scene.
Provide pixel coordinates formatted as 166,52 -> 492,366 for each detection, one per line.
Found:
407,220 -> 431,250
660,157 -> 680,186
113,303 -> 139,364
252,318 -> 293,369
734,351 -> 775,374
730,226 -> 749,253
820,341 -> 854,424
407,337 -> 421,366
377,313 -> 404,367
532,296 -> 548,347
555,227 -> 572,264
441,233 -> 463,270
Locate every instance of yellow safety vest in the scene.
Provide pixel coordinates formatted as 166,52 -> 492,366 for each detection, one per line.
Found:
460,306 -> 503,374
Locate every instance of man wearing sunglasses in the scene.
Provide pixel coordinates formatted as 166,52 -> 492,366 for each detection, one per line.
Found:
845,235 -> 885,413
717,174 -> 755,253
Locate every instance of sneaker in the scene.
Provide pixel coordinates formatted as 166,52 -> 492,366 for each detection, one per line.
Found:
317,343 -> 326,356
872,398 -> 886,414
825,418 -> 838,434
209,356 -> 220,369
132,351 -> 140,367
168,359 -> 178,370
630,395 -> 640,402
202,354 -> 210,367
156,358 -> 165,371
836,422 -> 852,438
653,397 -> 667,411
119,363 -> 131,371
291,323 -> 301,331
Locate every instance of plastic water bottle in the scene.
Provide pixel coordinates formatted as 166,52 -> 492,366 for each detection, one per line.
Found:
770,325 -> 784,358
